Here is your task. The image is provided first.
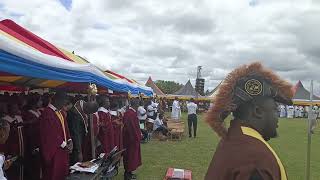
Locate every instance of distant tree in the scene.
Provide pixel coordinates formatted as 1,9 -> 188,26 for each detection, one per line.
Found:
155,80 -> 183,94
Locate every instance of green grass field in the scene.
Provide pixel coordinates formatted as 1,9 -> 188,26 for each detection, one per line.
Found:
116,113 -> 320,180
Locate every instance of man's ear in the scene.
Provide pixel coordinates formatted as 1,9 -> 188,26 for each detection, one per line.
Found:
0,130 -> 5,141
252,104 -> 264,119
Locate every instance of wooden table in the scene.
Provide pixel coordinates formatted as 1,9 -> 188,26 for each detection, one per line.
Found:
167,121 -> 185,140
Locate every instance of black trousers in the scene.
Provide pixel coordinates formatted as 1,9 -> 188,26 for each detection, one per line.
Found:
188,114 -> 197,137
147,114 -> 157,120
141,129 -> 148,141
155,125 -> 169,136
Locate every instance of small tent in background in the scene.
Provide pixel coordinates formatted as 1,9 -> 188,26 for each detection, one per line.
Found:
173,80 -> 201,98
145,77 -> 165,96
292,81 -> 320,105
208,81 -> 222,99
169,80 -> 210,112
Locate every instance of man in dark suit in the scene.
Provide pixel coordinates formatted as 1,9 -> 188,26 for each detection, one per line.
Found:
67,98 -> 98,164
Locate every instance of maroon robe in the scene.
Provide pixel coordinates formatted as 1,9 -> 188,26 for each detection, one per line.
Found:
97,110 -> 115,155
23,110 -> 42,180
1,115 -> 24,180
111,111 -> 123,151
205,121 -> 282,180
39,106 -> 71,180
122,108 -> 142,172
92,113 -> 100,137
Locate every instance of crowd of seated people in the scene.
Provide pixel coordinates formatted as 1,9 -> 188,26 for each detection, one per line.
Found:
136,98 -> 170,141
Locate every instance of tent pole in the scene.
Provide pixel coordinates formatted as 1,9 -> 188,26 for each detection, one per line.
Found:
306,80 -> 313,180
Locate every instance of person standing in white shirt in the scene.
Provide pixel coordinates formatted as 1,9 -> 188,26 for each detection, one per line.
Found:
137,101 -> 148,141
147,100 -> 156,120
187,98 -> 198,138
137,102 -> 147,123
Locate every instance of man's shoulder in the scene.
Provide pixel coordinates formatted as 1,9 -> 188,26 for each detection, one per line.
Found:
98,109 -> 108,113
40,107 -> 55,117
124,109 -> 134,115
41,107 -> 54,114
214,139 -> 277,168
221,135 -> 279,165
39,107 -> 56,121
67,108 -> 77,115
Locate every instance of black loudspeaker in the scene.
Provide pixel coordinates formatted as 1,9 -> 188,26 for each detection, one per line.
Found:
195,78 -> 205,96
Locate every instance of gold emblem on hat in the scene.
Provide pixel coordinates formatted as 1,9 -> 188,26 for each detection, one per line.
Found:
245,79 -> 262,96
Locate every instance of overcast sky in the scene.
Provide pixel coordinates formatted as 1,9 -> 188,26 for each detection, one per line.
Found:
1,0 -> 320,92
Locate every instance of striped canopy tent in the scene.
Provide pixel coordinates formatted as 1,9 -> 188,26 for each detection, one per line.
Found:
0,19 -> 153,96
103,70 -> 152,96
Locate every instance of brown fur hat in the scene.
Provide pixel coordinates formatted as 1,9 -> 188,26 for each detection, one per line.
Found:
206,62 -> 294,138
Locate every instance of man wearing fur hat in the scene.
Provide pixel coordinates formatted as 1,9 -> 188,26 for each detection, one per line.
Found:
205,62 -> 293,180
